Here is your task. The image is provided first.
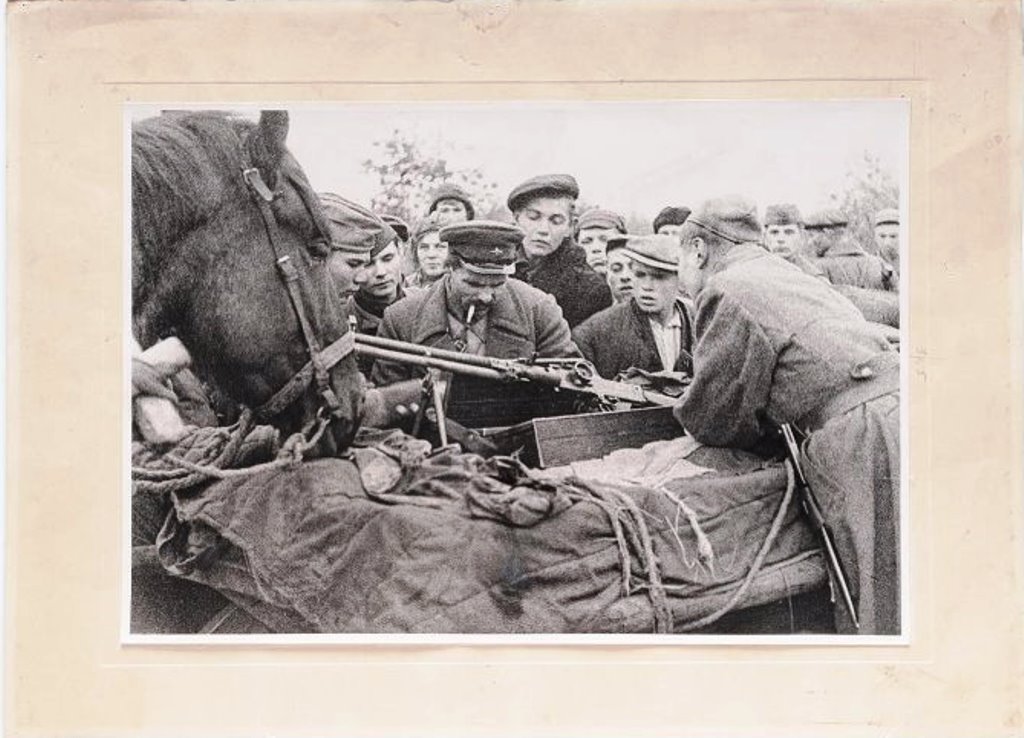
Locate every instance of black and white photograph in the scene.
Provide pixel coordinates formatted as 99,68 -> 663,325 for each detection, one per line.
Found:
127,100 -> 907,641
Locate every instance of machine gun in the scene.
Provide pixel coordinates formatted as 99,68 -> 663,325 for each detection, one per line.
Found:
353,332 -> 681,410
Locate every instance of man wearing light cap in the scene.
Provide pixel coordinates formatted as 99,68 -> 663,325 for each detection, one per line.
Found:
426,182 -> 475,225
674,195 -> 900,636
372,221 -> 578,386
573,234 -> 694,380
319,192 -> 396,301
576,208 -> 627,275
873,208 -> 900,276
508,174 -> 612,328
652,206 -> 692,237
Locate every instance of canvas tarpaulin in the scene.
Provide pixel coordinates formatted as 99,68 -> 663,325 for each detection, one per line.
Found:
154,432 -> 827,633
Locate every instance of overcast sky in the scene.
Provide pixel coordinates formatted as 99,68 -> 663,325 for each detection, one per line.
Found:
133,100 -> 907,224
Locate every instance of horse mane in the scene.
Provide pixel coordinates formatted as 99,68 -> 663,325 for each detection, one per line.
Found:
132,112 -> 256,282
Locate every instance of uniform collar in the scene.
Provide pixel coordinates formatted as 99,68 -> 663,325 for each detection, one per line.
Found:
410,274 -> 529,345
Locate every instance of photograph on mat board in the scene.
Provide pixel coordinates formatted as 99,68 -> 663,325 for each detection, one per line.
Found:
126,100 -> 906,641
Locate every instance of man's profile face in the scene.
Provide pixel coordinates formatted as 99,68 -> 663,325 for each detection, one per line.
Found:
874,224 -> 899,262
434,199 -> 468,225
327,249 -> 371,299
631,263 -> 679,317
764,223 -> 804,258
360,242 -> 402,302
675,229 -> 705,299
513,196 -> 575,259
577,226 -> 618,274
448,266 -> 507,316
605,249 -> 634,303
656,223 -> 684,238
415,231 -> 449,278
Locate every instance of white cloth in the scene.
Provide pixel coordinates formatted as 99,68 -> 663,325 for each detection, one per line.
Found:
648,307 -> 683,370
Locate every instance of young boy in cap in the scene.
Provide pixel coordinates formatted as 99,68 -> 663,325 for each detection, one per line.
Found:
319,192 -> 396,301
507,173 -> 612,328
652,205 -> 692,237
371,221 -> 579,386
873,208 -> 900,275
575,208 -> 627,275
426,182 -> 475,225
404,213 -> 450,290
573,234 -> 694,380
674,195 -> 900,636
604,234 -> 635,304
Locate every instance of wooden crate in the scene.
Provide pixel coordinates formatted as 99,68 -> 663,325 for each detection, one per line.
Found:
483,404 -> 681,468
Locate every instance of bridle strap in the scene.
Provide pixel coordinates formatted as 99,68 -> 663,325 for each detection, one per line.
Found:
242,166 -> 354,422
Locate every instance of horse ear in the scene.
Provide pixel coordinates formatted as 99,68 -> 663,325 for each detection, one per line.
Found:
249,110 -> 290,179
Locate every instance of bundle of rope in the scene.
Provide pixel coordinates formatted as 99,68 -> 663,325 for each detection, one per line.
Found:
132,408 -> 321,497
564,461 -> 796,634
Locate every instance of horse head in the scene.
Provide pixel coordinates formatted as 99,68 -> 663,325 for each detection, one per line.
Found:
132,110 -> 363,455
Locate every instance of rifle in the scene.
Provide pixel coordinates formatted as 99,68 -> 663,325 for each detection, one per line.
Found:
780,423 -> 860,630
353,332 -> 679,408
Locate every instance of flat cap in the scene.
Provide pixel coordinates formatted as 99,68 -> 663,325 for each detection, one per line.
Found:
620,234 -> 680,273
507,174 -> 579,212
874,208 -> 899,227
576,208 -> 627,234
804,208 -> 849,230
763,203 -> 803,227
441,220 -> 524,276
605,234 -> 632,254
688,195 -> 763,244
380,213 -> 410,243
653,206 -> 692,234
427,183 -> 475,220
319,192 -> 396,257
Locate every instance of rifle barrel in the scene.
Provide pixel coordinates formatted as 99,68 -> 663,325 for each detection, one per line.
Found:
355,344 -> 516,382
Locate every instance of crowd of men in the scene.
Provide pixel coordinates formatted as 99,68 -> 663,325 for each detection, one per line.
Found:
320,174 -> 902,635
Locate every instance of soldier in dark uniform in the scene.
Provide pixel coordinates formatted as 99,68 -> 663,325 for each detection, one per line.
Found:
762,204 -> 828,279
426,182 -> 475,225
573,234 -> 694,380
652,205 -> 692,237
575,208 -> 627,275
508,174 -> 612,328
674,195 -> 900,635
372,221 -> 579,386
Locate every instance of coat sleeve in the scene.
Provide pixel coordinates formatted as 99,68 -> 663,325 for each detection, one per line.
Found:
571,314 -> 599,366
368,306 -> 414,386
673,287 -> 778,449
533,293 -> 582,359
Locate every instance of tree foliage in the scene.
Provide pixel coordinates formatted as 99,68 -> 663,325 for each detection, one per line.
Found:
828,151 -> 899,254
361,129 -> 500,225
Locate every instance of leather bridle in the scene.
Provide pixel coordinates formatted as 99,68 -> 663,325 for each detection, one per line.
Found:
241,165 -> 355,427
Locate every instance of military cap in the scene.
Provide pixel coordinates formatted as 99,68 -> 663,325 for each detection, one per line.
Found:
763,203 -> 803,227
652,206 -> 692,234
441,220 -> 524,276
874,208 -> 899,227
620,234 -> 680,273
506,174 -> 580,212
411,212 -> 445,245
576,208 -> 627,235
380,213 -> 410,243
688,195 -> 763,244
319,192 -> 397,256
427,183 -> 476,220
804,208 -> 849,230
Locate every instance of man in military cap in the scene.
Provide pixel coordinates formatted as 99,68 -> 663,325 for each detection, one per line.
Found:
426,182 -> 475,225
873,208 -> 900,276
652,206 -> 692,237
576,208 -> 627,275
674,195 -> 900,636
805,209 -> 897,292
604,234 -> 635,304
371,221 -> 579,386
508,173 -> 612,328
319,192 -> 396,301
404,213 -> 450,290
762,203 -> 828,280
573,234 -> 694,380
